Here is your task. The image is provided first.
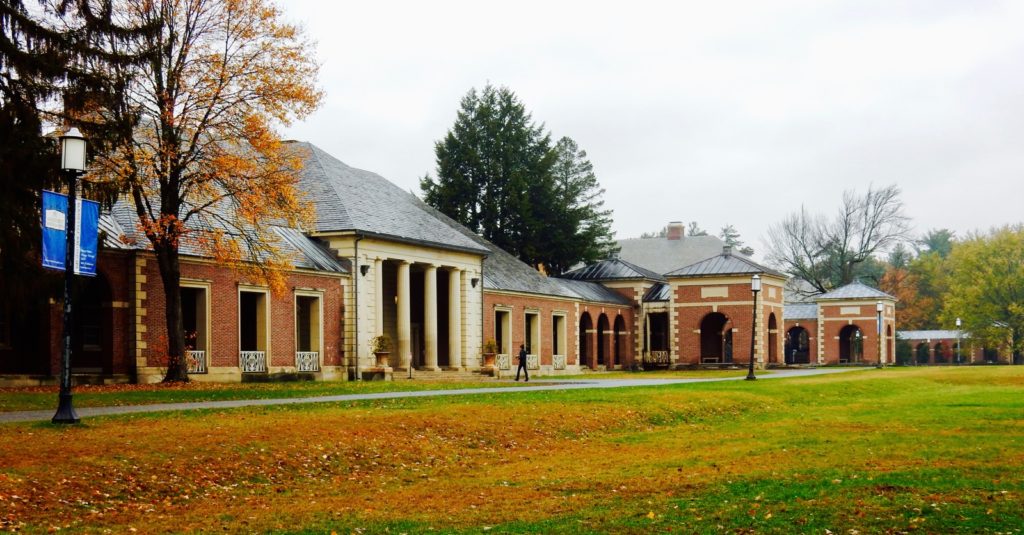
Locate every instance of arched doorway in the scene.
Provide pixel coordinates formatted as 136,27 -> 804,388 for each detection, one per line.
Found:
579,312 -> 593,369
767,313 -> 778,364
700,313 -> 730,363
915,343 -> 930,365
838,325 -> 863,364
613,315 -> 626,367
786,327 -> 810,364
72,275 -> 113,373
596,314 -> 610,366
934,342 -> 949,364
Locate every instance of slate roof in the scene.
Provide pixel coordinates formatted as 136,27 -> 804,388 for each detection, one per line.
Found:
665,247 -> 786,278
897,330 -> 967,341
643,282 -> 671,302
294,142 -> 489,255
785,303 -> 818,320
615,235 -> 728,275
816,281 -> 895,301
560,257 -> 665,282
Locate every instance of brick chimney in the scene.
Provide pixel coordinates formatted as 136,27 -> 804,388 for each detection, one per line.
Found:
723,245 -> 732,256
666,221 -> 684,240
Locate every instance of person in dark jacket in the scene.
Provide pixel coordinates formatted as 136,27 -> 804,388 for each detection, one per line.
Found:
515,344 -> 529,382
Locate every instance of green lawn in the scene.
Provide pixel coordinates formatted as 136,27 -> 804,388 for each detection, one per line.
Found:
1,366 -> 1021,533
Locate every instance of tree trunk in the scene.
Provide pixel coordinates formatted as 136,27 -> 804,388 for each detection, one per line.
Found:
155,245 -> 189,382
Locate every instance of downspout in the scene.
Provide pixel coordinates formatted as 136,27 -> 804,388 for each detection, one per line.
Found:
353,234 -> 363,381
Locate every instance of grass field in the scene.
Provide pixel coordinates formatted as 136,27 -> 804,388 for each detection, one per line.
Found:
1,366 -> 1021,533
0,369 -> 753,412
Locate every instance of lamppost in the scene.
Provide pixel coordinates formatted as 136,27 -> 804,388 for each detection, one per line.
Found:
52,127 -> 87,424
876,301 -> 884,369
746,274 -> 761,381
956,317 -> 962,365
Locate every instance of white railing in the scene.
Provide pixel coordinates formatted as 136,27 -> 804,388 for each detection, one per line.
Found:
186,350 -> 207,374
240,351 -> 267,373
295,351 -> 319,372
553,354 -> 566,370
497,353 -> 511,370
647,351 -> 671,365
527,354 -> 540,370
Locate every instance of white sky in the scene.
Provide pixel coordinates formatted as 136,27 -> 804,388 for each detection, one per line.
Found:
280,0 -> 1024,253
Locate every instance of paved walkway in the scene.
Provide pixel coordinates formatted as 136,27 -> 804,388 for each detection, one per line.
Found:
0,367 -> 860,424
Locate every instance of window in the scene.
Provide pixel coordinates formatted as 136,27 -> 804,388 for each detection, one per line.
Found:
494,309 -> 511,355
239,288 -> 269,372
295,293 -> 322,372
524,311 -> 540,355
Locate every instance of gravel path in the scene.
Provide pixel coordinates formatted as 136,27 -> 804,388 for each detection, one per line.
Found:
0,367 -> 860,424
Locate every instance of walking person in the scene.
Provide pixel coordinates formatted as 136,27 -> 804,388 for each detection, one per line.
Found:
515,344 -> 529,382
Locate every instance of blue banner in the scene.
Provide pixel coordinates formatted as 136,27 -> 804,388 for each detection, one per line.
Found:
41,190 -> 99,276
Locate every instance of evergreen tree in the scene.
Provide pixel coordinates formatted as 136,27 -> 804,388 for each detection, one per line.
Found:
687,221 -> 708,237
0,0 -> 152,296
422,85 -> 616,274
719,224 -> 753,256
545,137 -> 616,274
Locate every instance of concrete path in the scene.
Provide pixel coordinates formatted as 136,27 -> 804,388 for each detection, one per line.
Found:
0,367 -> 860,424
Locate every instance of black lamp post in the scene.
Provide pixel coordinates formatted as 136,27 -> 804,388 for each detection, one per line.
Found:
746,274 -> 761,381
956,317 -> 962,365
876,301 -> 884,369
52,127 -> 86,424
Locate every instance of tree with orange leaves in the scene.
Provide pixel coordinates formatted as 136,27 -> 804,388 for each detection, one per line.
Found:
86,0 -> 321,381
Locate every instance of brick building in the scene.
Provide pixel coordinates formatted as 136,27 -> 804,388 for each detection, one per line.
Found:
782,282 -> 897,365
0,142 -> 632,384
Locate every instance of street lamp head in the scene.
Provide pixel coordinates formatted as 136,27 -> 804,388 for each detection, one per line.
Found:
750,273 -> 761,293
876,301 -> 884,313
956,317 -> 961,328
60,127 -> 87,172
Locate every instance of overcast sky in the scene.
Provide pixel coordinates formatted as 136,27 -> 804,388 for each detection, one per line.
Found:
280,0 -> 1024,254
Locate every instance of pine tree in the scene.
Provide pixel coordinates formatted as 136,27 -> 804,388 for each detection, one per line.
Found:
423,85 -> 615,273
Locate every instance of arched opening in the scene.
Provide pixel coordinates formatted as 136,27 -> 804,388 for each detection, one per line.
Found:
915,342 -> 931,365
72,274 -> 113,373
983,347 -> 999,363
579,312 -> 593,369
786,327 -> 810,364
767,313 -> 778,364
934,342 -> 950,364
613,315 -> 626,367
700,312 -> 731,363
838,325 -> 863,364
596,314 -> 610,366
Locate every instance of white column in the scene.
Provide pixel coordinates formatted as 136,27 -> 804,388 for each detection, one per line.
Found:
374,258 -> 383,335
397,260 -> 411,370
449,268 -> 462,369
424,264 -> 439,370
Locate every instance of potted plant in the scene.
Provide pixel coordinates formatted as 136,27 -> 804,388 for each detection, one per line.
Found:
482,339 -> 498,367
371,334 -> 392,367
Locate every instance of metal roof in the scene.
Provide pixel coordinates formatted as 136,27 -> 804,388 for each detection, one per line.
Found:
294,142 -> 489,255
665,247 -> 787,278
897,330 -> 967,340
615,235 -> 727,276
555,278 -> 632,305
784,303 -> 818,320
816,281 -> 895,301
643,282 -> 671,302
560,257 -> 665,282
104,199 -> 347,274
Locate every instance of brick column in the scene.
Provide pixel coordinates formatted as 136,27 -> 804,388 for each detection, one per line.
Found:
397,260 -> 411,370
